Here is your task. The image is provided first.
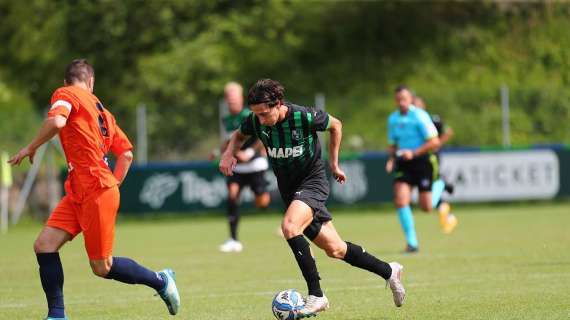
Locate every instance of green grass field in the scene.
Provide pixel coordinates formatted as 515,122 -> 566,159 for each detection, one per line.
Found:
1,202 -> 569,319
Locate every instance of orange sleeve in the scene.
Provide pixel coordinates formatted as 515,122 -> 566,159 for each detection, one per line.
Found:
48,89 -> 78,119
110,122 -> 134,156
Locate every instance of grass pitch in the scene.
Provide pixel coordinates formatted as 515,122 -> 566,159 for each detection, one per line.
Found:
1,202 -> 569,319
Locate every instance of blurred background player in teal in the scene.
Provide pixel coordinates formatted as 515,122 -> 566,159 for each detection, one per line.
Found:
385,85 -> 452,253
413,96 -> 458,234
217,82 -> 270,253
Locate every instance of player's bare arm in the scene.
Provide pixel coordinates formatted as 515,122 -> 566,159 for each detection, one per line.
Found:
113,150 -> 134,186
219,130 -> 250,176
399,137 -> 440,161
8,115 -> 67,166
439,126 -> 454,146
386,144 -> 397,173
327,115 -> 346,184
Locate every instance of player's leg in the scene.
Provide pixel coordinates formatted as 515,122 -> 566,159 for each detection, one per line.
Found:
252,171 -> 270,209
255,192 -> 270,208
34,226 -> 73,319
427,154 -> 444,211
430,178 -> 446,209
282,200 -> 329,318
227,181 -> 241,240
81,186 -> 179,315
36,196 -> 81,319
394,181 -> 418,251
220,180 -> 244,252
418,190 -> 433,212
420,156 -> 458,233
311,221 -> 405,307
281,200 -> 323,298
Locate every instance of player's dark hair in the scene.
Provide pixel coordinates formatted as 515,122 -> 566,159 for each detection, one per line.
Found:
394,84 -> 410,93
247,79 -> 285,107
64,59 -> 94,85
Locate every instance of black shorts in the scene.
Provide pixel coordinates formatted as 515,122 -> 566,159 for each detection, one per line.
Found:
278,162 -> 332,241
226,171 -> 268,195
394,154 -> 439,192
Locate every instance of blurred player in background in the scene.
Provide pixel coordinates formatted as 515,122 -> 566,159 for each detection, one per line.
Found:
217,82 -> 270,253
220,79 -> 405,318
385,85 -> 453,253
8,59 -> 180,319
413,96 -> 458,233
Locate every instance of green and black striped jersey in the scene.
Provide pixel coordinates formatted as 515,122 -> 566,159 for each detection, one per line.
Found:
240,102 -> 330,181
222,108 -> 258,153
222,109 -> 251,137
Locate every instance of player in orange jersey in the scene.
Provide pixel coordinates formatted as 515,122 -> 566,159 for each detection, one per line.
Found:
8,59 -> 180,319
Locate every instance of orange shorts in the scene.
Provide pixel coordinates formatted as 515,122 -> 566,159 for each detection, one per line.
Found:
47,186 -> 120,260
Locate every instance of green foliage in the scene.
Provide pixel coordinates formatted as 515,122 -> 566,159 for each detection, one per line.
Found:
0,1 -> 568,158
0,77 -> 41,154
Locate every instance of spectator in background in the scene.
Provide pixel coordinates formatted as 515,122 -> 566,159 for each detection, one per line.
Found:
413,95 -> 458,234
217,82 -> 270,253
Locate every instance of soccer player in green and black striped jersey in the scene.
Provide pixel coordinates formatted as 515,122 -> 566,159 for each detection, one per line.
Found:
220,79 -> 406,318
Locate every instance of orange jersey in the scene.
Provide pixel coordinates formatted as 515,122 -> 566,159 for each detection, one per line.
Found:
48,86 -> 133,201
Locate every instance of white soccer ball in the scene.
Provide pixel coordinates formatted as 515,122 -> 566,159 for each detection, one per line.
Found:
272,289 -> 305,320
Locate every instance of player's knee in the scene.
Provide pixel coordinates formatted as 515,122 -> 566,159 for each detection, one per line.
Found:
394,197 -> 408,208
255,193 -> 270,209
420,202 -> 433,212
33,237 -> 55,253
90,259 -> 112,278
281,220 -> 301,239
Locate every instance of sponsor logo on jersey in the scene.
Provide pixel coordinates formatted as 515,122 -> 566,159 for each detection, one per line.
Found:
291,129 -> 301,140
267,146 -> 304,158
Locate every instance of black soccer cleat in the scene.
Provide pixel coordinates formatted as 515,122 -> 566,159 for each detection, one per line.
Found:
404,244 -> 419,254
444,182 -> 455,195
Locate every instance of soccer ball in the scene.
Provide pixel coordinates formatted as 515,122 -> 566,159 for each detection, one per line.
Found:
272,289 -> 305,320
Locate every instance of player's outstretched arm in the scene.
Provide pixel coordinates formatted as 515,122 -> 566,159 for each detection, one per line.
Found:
327,115 -> 346,184
219,131 -> 249,176
439,126 -> 454,146
8,115 -> 67,166
113,150 -> 133,186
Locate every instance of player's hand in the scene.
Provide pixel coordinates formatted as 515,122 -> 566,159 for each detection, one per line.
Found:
8,145 -> 36,166
398,150 -> 414,161
385,158 -> 394,173
219,153 -> 237,176
331,165 -> 347,184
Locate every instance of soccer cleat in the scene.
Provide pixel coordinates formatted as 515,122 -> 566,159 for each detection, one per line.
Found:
219,239 -> 244,253
443,213 -> 458,234
444,182 -> 454,194
438,202 -> 451,228
387,262 -> 406,307
296,294 -> 329,318
404,244 -> 419,253
157,269 -> 180,315
45,317 -> 68,320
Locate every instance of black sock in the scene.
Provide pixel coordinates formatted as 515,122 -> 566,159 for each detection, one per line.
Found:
105,257 -> 165,291
287,235 -> 323,297
228,199 -> 239,240
343,242 -> 392,280
37,252 -> 65,318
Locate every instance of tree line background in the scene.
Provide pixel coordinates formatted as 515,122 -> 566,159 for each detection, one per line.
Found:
1,0 -> 569,161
